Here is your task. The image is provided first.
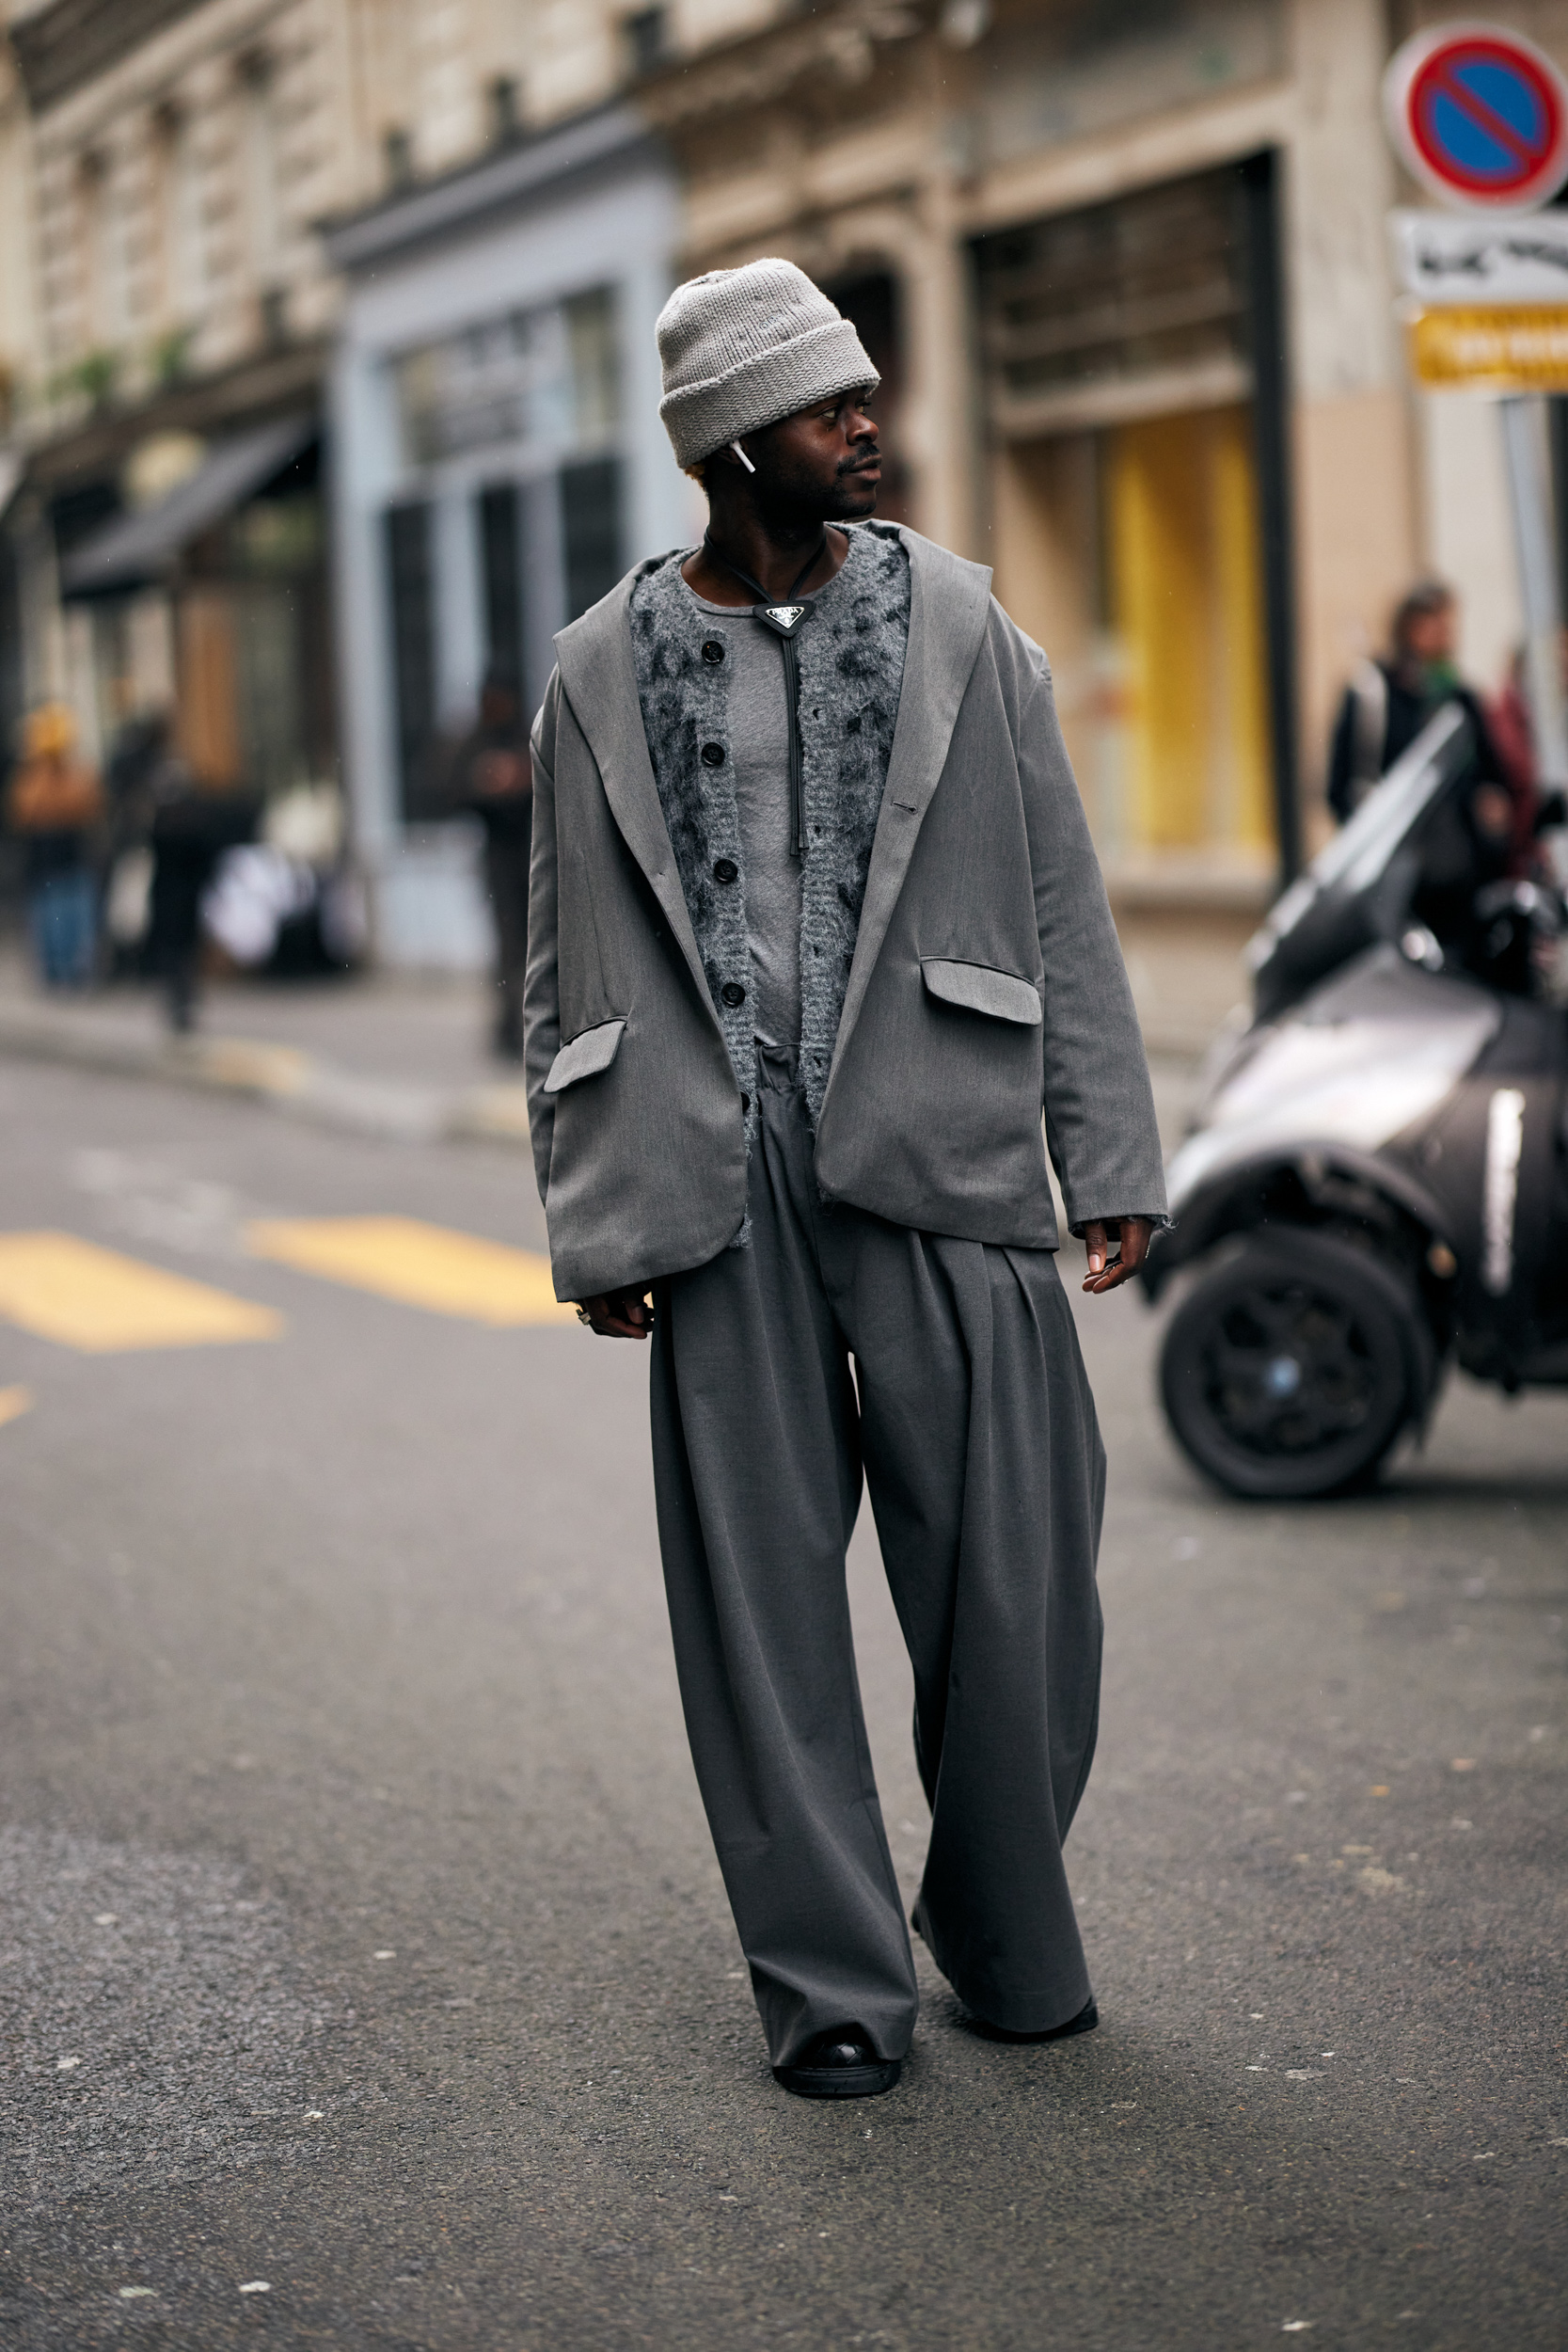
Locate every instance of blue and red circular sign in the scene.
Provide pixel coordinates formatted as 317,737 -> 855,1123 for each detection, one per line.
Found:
1385,21 -> 1568,213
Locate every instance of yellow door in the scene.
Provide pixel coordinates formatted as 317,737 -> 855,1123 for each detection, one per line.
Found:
1105,405 -> 1273,857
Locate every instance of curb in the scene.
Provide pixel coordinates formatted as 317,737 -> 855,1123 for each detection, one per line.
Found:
0,1002 -> 533,1149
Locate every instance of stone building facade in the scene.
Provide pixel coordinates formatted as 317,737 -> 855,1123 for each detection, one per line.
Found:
636,0 -> 1567,1035
0,0 -> 1561,1003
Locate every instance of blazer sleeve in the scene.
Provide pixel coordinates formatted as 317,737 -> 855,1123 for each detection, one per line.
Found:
522,671 -> 563,1208
1013,631 -> 1170,1235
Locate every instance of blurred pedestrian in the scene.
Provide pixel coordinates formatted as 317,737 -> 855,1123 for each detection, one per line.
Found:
451,663 -> 532,1059
1328,579 -> 1520,960
525,260 -> 1167,2100
6,703 -> 103,989
1327,579 -> 1507,821
102,707 -> 172,973
147,761 -> 256,1033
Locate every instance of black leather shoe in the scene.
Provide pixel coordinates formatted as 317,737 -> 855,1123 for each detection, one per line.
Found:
971,1996 -> 1099,2045
773,2027 -> 902,2099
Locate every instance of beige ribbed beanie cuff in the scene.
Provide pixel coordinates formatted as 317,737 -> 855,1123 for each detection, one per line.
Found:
657,259 -> 879,469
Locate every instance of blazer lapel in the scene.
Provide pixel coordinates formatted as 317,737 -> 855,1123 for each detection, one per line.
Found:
553,568 -> 719,1028
826,529 -> 994,1088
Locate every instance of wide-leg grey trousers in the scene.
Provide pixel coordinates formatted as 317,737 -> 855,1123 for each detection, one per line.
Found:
649,1047 -> 1107,2068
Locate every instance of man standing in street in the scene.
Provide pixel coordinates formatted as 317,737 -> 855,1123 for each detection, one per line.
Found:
524,261 -> 1167,2100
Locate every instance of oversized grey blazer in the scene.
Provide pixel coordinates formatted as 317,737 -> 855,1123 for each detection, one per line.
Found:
523,524 -> 1166,1304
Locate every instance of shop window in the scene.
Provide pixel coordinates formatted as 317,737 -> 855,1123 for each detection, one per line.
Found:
623,8 -> 667,77
487,75 -> 520,146
384,501 -> 437,821
151,103 -> 206,329
478,484 -> 523,682
1103,406 -> 1271,855
384,127 -> 414,193
394,286 -> 618,467
976,162 -> 1288,872
239,52 -> 282,282
234,583 -> 304,798
565,287 -> 619,445
974,166 -> 1250,437
562,457 -> 622,624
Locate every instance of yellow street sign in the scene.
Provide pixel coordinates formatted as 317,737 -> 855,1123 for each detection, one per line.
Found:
1407,305 -> 1568,392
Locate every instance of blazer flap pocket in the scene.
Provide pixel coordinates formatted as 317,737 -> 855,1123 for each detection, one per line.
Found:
544,1018 -> 626,1093
921,959 -> 1042,1026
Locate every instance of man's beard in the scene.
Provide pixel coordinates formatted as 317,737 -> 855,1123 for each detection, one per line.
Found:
753,453 -> 881,525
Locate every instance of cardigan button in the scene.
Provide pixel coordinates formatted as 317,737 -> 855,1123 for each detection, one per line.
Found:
721,981 -> 747,1008
712,857 -> 738,884
701,640 -> 725,664
701,740 -> 726,767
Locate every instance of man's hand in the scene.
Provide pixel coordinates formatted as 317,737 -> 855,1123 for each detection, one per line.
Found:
1080,1217 -> 1152,1296
575,1283 -> 656,1339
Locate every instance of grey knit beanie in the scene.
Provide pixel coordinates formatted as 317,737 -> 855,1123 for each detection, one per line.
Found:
657,259 -> 879,469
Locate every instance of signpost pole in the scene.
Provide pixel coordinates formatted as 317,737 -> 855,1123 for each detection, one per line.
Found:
1498,397 -> 1568,874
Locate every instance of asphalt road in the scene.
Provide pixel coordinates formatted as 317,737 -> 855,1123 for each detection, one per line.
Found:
1,1053 -> 1564,2351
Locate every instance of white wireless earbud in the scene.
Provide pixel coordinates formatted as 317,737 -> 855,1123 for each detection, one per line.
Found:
730,440 -> 756,474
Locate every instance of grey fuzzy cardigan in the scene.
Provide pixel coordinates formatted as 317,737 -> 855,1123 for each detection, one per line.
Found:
627,524 -> 911,1138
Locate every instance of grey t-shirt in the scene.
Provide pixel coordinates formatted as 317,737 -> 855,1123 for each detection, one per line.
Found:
682,581 -> 801,1053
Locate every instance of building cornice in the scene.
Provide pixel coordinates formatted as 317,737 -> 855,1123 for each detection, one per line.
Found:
634,0 -> 928,133
10,0 -> 213,114
318,102 -> 665,278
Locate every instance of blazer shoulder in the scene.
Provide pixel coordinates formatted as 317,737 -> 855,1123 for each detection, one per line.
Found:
872,521 -> 992,608
984,593 -> 1051,682
553,549 -> 686,668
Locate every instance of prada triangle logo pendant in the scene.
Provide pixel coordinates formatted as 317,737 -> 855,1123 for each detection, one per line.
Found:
754,600 -> 812,640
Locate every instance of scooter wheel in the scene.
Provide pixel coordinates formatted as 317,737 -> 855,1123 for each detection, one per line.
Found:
1160,1231 -> 1419,1500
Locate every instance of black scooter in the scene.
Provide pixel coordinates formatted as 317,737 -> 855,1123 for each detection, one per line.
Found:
1143,706 -> 1568,1498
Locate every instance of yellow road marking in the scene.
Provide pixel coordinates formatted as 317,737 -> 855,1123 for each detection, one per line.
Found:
245,1216 -> 575,1327
0,1383 -> 33,1427
0,1232 -> 283,1353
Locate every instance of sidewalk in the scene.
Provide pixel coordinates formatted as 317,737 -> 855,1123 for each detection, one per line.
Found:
0,948 -> 1208,1153
0,952 -> 534,1147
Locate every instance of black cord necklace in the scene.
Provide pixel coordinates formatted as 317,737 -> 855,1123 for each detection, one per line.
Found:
702,531 -> 832,856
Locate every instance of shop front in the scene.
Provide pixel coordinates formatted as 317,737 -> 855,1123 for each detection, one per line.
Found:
974,154 -> 1295,904
56,413 -> 335,800
323,103 -> 685,968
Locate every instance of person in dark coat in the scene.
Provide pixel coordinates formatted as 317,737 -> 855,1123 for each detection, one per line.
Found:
147,756 -> 256,1032
1327,580 -> 1517,961
1327,580 -> 1508,820
451,664 -> 533,1059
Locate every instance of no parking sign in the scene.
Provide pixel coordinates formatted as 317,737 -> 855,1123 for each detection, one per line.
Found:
1384,21 -> 1568,213
1383,24 -> 1568,839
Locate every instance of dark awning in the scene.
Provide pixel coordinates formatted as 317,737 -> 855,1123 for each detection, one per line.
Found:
59,412 -> 316,601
